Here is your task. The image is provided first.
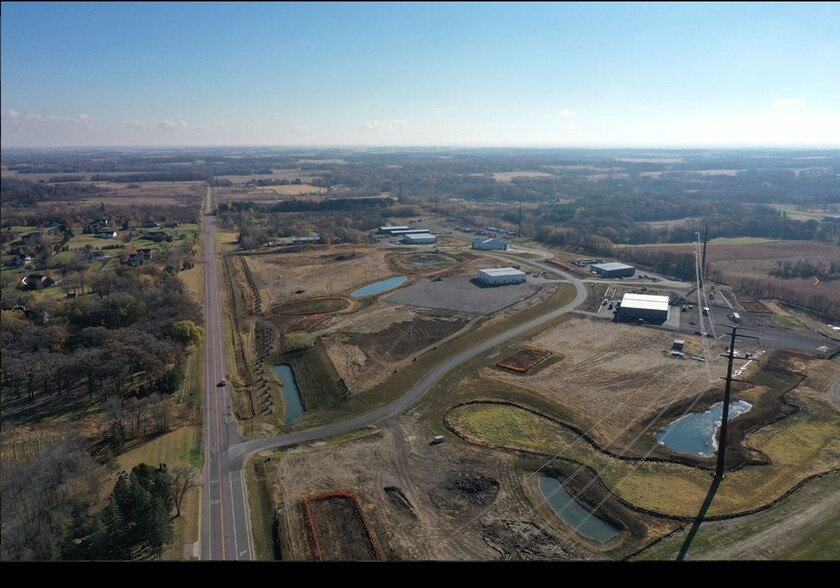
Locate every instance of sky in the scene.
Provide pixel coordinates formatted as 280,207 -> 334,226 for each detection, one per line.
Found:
2,2 -> 839,148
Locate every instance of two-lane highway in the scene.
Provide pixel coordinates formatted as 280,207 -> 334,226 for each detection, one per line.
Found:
200,187 -> 252,560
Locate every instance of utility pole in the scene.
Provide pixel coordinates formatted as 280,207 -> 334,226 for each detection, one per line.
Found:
701,225 -> 709,287
398,182 -> 402,205
518,200 -> 522,237
715,327 -> 759,479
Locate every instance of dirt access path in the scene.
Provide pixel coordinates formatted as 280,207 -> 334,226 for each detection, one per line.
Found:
694,479 -> 840,560
828,375 -> 840,410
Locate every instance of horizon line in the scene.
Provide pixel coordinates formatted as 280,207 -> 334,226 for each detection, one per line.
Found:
4,143 -> 840,151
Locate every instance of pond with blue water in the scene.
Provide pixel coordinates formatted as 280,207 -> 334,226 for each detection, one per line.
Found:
272,364 -> 305,424
655,400 -> 752,457
350,276 -> 407,298
538,476 -> 620,543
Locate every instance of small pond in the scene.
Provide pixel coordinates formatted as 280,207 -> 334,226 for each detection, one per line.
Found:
538,476 -> 620,543
271,364 -> 305,424
350,276 -> 407,298
655,400 -> 752,457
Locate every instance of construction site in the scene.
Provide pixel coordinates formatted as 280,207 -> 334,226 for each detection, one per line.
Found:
222,226 -> 839,561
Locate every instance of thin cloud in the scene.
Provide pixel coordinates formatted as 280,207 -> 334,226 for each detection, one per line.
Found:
158,119 -> 189,131
554,110 -> 577,125
289,125 -> 308,132
3,110 -> 92,127
359,119 -> 406,131
772,98 -> 806,107
124,119 -> 196,131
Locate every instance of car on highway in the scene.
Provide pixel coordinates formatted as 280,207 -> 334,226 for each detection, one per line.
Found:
217,378 -> 227,387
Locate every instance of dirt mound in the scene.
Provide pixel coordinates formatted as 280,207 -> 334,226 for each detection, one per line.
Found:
430,471 -> 500,517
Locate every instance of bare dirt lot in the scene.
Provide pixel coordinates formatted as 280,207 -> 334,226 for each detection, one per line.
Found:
494,316 -> 731,447
244,245 -> 396,312
264,419 -> 651,561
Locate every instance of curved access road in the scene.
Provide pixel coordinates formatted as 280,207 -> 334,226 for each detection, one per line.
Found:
201,218 -> 587,559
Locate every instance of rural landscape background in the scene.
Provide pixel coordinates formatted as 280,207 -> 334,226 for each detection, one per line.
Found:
1,3 -> 838,562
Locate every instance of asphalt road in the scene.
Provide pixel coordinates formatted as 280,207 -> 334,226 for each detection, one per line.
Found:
199,241 -> 588,558
200,188 -> 253,561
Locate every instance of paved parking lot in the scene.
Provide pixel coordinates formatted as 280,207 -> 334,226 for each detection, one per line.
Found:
385,274 -> 539,314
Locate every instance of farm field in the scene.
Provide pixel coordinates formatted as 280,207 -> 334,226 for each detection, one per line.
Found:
621,239 -> 839,261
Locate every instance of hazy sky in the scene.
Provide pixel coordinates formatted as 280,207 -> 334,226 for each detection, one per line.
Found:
2,2 -> 839,148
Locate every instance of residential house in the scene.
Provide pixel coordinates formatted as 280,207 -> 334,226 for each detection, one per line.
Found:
20,273 -> 58,290
144,231 -> 170,242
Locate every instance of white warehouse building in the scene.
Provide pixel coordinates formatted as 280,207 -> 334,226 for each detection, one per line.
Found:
477,267 -> 526,285
402,232 -> 437,245
617,293 -> 670,323
472,237 -> 509,251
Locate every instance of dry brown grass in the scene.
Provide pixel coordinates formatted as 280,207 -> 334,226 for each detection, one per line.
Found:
488,316 -> 730,447
625,240 -> 840,262
492,171 -> 555,183
259,185 -> 327,196
244,245 -> 395,311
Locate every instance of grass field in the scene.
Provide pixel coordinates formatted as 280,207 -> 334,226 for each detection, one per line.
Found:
117,425 -> 201,560
386,251 -> 459,274
259,185 -> 328,196
615,237 -> 777,249
282,340 -> 345,413
621,239 -> 839,262
447,399 -> 840,519
634,470 -> 840,560
768,204 -> 837,222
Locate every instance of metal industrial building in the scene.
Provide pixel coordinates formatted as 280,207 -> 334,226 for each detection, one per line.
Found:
402,233 -> 437,245
472,237 -> 509,251
591,262 -> 636,278
617,293 -> 669,323
391,228 -> 432,235
378,225 -> 410,234
477,267 -> 526,285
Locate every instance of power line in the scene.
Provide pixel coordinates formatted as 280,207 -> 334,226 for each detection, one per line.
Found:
506,354 -> 726,560
418,321 -> 727,559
